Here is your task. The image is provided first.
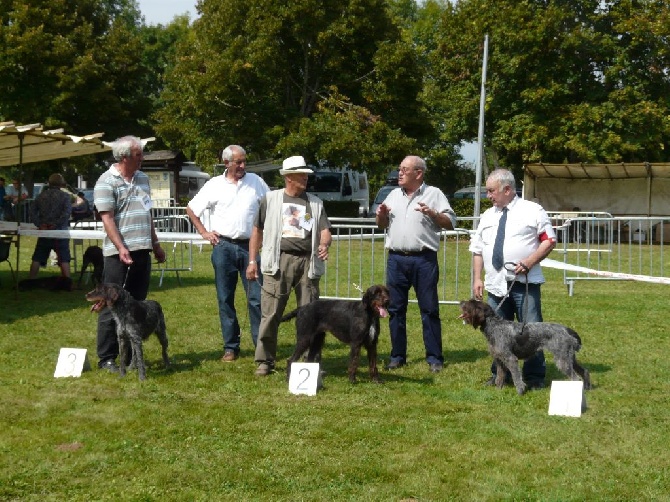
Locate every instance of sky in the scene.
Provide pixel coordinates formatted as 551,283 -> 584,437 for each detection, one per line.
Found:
136,0 -> 199,25
134,0 -> 479,164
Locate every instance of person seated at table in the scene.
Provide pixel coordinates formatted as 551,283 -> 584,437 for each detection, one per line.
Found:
29,173 -> 72,279
71,191 -> 93,221
4,178 -> 28,221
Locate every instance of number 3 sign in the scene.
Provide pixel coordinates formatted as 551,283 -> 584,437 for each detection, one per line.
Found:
54,348 -> 91,378
288,362 -> 320,396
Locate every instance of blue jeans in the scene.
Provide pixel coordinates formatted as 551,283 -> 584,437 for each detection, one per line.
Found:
488,282 -> 546,382
211,239 -> 261,353
387,251 -> 443,365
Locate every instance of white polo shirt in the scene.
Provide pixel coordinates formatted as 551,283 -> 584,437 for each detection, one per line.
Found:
470,196 -> 556,296
188,171 -> 269,239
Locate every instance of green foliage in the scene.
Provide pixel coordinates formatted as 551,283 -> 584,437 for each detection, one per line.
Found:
154,0 -> 437,177
0,0 -> 151,138
451,197 -> 493,229
276,91 -> 416,182
426,0 -> 670,166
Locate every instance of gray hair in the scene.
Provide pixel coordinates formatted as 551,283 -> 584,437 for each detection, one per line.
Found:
405,155 -> 428,172
221,145 -> 246,162
112,136 -> 143,161
487,168 -> 516,192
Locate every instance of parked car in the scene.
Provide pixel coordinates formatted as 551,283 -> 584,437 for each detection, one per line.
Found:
452,186 -> 488,200
453,185 -> 523,200
370,185 -> 397,215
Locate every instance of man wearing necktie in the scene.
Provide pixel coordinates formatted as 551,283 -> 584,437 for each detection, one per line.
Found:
469,169 -> 556,390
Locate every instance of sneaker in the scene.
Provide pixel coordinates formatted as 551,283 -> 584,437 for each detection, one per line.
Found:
255,362 -> 272,376
385,359 -> 406,370
99,360 -> 119,373
221,350 -> 238,362
429,363 -> 443,373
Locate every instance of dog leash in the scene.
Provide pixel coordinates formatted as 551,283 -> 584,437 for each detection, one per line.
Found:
494,262 -> 530,331
122,263 -> 131,289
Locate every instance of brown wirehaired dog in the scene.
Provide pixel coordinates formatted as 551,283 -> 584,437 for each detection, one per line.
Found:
281,285 -> 390,383
459,299 -> 591,395
86,283 -> 169,380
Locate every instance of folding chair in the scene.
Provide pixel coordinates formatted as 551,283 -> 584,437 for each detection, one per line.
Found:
0,235 -> 16,286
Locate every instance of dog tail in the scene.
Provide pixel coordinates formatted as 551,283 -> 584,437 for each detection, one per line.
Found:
280,309 -> 299,323
567,327 -> 582,348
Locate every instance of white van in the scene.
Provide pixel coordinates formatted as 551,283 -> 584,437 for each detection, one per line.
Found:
306,168 -> 370,217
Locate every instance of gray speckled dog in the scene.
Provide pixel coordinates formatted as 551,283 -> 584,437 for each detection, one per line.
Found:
86,283 -> 169,380
459,299 -> 591,395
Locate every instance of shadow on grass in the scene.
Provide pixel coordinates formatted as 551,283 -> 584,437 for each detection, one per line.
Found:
162,349 -> 224,373
446,348 -> 489,365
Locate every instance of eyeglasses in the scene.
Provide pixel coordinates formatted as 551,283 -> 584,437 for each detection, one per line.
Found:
398,167 -> 419,174
229,159 -> 246,166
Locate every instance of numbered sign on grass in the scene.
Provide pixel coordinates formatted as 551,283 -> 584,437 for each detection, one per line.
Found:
54,348 -> 91,378
548,381 -> 586,417
288,362 -> 320,396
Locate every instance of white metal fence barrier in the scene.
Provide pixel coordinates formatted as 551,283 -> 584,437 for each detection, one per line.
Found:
320,217 -> 472,303
547,212 -> 670,295
57,206 -> 668,296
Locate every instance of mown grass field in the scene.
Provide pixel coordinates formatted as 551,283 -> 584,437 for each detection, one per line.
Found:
1,236 -> 668,501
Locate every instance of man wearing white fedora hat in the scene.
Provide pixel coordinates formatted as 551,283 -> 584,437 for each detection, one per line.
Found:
247,155 -> 332,376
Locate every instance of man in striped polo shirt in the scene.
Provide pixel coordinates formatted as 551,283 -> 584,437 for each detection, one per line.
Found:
93,136 -> 166,373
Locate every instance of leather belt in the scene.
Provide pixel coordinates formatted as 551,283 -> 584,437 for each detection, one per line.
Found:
281,249 -> 310,257
389,248 -> 430,256
221,236 -> 249,244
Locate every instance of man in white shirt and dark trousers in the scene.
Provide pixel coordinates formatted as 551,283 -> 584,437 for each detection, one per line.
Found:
376,155 -> 456,373
469,168 -> 556,389
187,145 -> 270,362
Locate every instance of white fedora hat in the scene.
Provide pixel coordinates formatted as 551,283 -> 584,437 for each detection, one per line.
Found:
279,155 -> 314,175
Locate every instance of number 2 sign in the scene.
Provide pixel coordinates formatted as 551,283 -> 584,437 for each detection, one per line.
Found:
288,362 -> 320,396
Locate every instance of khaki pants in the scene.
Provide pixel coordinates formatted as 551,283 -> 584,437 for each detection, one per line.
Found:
254,253 -> 320,365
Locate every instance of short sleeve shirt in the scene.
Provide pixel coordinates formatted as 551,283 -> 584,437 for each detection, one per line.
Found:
188,171 -> 269,239
255,192 -> 330,254
469,196 -> 556,295
94,165 -> 154,256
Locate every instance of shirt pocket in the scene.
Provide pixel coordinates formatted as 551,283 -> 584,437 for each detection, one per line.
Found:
480,224 -> 497,246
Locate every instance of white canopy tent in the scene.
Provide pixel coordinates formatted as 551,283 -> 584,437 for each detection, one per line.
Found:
523,163 -> 670,216
0,121 -> 112,167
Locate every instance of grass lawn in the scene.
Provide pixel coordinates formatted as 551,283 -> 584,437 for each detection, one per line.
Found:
1,237 -> 668,501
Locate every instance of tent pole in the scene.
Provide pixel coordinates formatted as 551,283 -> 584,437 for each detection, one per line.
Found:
13,133 -> 24,294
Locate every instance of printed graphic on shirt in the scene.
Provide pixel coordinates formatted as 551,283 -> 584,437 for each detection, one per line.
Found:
282,203 -> 312,238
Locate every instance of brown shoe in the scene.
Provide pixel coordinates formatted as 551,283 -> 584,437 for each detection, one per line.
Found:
221,350 -> 238,362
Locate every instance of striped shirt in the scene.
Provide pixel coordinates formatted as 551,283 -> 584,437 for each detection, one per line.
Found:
94,165 -> 154,257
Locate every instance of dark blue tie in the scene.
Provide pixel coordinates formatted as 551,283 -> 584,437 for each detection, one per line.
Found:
492,207 -> 507,271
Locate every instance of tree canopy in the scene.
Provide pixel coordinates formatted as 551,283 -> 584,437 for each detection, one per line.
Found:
153,0 -> 435,185
2,0 -> 670,193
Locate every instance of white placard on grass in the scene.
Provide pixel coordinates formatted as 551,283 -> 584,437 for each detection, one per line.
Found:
54,348 -> 91,378
548,380 -> 586,417
288,362 -> 320,396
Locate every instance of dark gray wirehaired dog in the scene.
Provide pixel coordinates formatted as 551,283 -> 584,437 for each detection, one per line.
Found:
281,284 -> 390,383
86,283 -> 170,380
459,299 -> 591,395
78,245 -> 104,287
